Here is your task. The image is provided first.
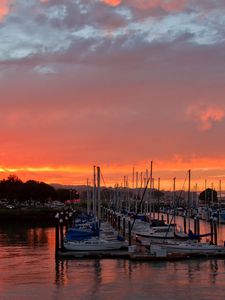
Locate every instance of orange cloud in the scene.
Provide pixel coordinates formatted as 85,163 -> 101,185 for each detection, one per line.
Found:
0,0 -> 10,20
187,104 -> 225,130
129,0 -> 187,12
101,0 -> 122,7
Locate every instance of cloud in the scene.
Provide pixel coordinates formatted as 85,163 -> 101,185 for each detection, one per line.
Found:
0,0 -> 11,20
101,0 -> 122,7
34,65 -> 57,75
0,0 -> 225,65
187,104 -> 225,130
127,0 -> 187,12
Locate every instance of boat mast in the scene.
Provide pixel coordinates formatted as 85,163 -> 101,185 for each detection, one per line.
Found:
157,177 -> 160,219
97,166 -> 101,220
188,169 -> 191,231
219,179 -> 222,210
149,161 -> 153,224
173,177 -> 176,226
87,178 -> 90,215
132,167 -> 135,212
93,166 -> 96,217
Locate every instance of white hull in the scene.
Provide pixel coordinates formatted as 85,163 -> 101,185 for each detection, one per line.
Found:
134,225 -> 187,240
64,239 -> 128,251
159,242 -> 225,255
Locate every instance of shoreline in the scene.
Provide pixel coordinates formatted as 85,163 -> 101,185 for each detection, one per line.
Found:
0,208 -> 60,225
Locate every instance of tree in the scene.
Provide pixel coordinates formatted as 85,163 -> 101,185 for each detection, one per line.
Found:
0,175 -> 23,202
199,188 -> 218,204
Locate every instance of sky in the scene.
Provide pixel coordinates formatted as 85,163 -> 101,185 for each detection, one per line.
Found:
0,0 -> 225,190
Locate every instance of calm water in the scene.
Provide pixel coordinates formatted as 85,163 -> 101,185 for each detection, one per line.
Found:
1,218 -> 225,300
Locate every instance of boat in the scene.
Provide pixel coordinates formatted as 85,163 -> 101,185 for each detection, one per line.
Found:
219,209 -> 225,224
64,237 -> 128,251
155,241 -> 225,255
133,220 -> 188,243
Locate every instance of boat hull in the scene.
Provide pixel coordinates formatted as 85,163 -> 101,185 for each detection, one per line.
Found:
64,240 -> 128,251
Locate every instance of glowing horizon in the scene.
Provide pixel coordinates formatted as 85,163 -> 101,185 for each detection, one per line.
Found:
0,160 -> 224,192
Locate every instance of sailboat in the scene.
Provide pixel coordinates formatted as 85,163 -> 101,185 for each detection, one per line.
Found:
151,240 -> 225,255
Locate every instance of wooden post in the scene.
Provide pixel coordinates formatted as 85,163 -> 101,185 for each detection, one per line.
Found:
65,216 -> 69,234
111,212 -> 113,225
194,217 -> 197,235
161,214 -> 164,221
210,218 -> 214,244
213,219 -> 218,245
55,213 -> 60,257
128,220 -> 131,246
183,216 -> 187,234
197,217 -> 200,242
59,218 -> 65,251
116,214 -> 118,230
118,215 -> 121,232
123,218 -> 126,238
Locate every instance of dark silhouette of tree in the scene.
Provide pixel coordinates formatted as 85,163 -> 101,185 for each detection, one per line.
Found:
0,175 -> 23,203
55,189 -> 70,201
199,188 -> 218,204
152,189 -> 164,199
0,175 -> 56,203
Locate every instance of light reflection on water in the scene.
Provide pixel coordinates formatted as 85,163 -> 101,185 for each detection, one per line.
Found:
1,222 -> 225,299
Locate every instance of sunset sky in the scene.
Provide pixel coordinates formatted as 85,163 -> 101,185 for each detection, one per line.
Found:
0,0 -> 225,190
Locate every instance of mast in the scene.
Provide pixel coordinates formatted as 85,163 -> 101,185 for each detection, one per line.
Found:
87,178 -> 90,215
92,166 -> 97,216
97,166 -> 101,220
157,177 -> 160,219
173,177 -> 176,226
188,169 -> 191,231
149,161 -> 153,224
204,179 -> 207,207
132,167 -> 135,212
145,168 -> 149,213
219,179 -> 222,210
140,172 -> 143,214
135,171 -> 138,213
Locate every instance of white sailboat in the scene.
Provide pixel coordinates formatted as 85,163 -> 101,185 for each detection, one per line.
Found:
64,237 -> 128,251
151,240 -> 225,255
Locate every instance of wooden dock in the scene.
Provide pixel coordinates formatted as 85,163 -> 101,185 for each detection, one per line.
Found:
57,248 -> 225,261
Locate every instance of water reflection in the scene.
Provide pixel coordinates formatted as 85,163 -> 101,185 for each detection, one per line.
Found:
0,222 -> 50,248
1,224 -> 225,299
53,257 -> 225,300
55,259 -> 69,286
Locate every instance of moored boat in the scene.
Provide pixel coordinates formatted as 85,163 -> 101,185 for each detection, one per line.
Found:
64,237 -> 128,251
152,241 -> 225,255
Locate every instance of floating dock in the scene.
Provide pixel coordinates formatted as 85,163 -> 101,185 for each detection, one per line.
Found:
57,248 -> 225,261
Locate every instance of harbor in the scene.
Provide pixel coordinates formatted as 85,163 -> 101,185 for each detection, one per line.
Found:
52,165 -> 225,265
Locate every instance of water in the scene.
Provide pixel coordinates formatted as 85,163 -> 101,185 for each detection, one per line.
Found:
1,221 -> 225,300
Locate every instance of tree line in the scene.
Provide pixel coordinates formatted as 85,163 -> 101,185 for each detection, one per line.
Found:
0,175 -> 79,204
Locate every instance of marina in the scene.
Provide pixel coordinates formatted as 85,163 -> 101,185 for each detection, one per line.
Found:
52,166 -> 225,265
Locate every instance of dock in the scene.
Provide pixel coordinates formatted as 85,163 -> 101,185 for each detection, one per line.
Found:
57,248 -> 225,261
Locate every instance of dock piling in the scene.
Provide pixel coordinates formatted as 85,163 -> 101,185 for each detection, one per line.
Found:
123,218 -> 126,238
128,220 -> 131,246
55,213 -> 60,257
213,218 -> 218,245
59,218 -> 65,251
118,215 -> 121,232
183,216 -> 187,234
210,218 -> 214,244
